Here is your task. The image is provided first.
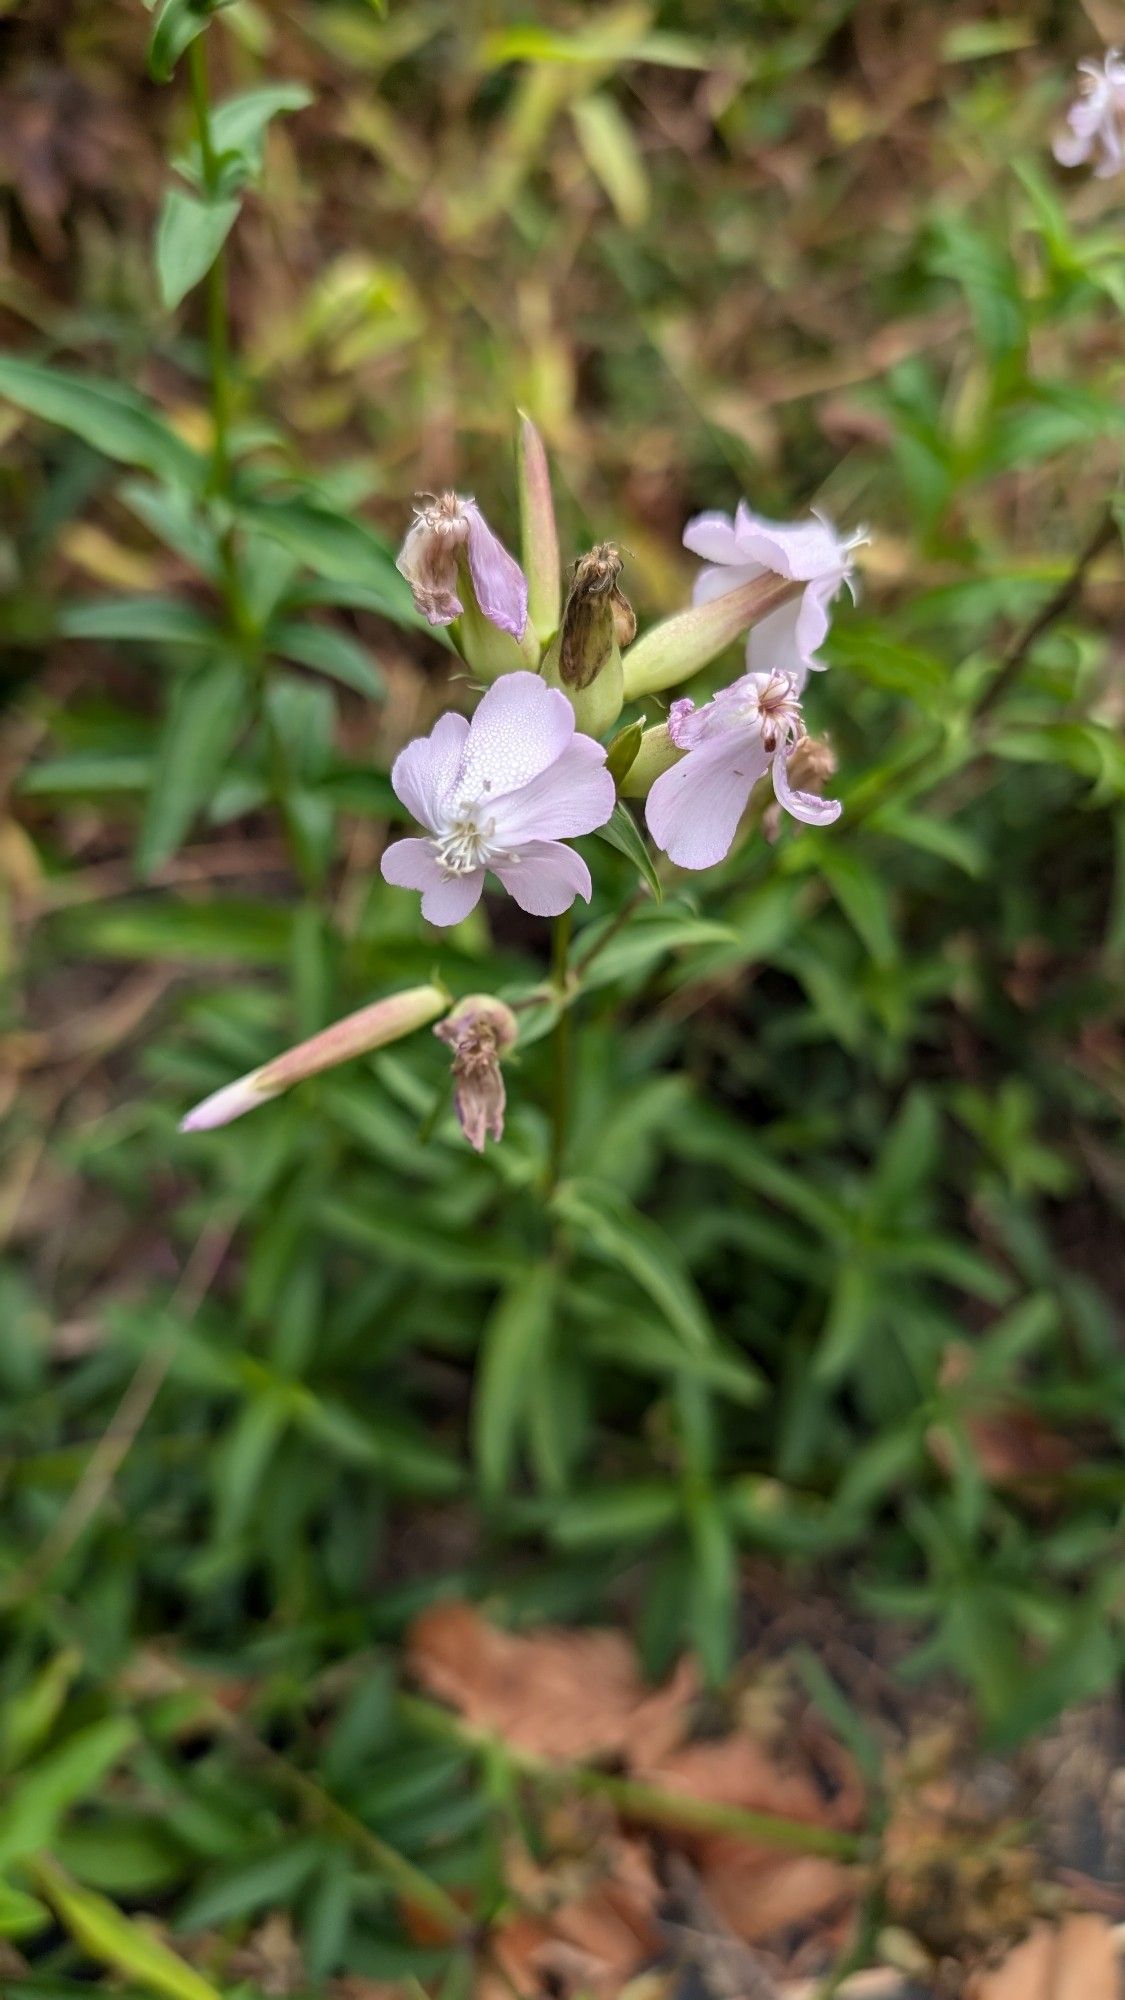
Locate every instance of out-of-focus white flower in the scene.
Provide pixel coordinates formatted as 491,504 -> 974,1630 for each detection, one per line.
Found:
682,503 -> 864,690
1054,50 -> 1125,178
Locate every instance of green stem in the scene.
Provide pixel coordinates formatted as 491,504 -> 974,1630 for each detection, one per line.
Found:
397,1693 -> 864,1862
547,909 -> 572,1190
188,37 -> 232,502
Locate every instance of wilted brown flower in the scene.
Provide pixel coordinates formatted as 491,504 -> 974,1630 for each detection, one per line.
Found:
434,994 -> 518,1152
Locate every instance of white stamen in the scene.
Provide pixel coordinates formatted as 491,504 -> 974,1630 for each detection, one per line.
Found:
432,803 -> 497,876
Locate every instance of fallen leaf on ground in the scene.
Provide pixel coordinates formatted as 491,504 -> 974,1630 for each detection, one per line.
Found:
640,1735 -> 861,1948
407,1601 -> 695,1764
477,1830 -> 661,2000
967,1915 -> 1119,2000
930,1347 -> 1074,1490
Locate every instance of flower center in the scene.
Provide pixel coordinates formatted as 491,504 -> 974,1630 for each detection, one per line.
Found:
746,671 -> 803,753
433,804 -> 496,875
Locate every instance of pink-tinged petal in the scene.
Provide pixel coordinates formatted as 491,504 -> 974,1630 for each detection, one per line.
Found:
491,839 -> 592,916
690,560 -> 763,608
646,733 -> 767,871
181,1069 -> 275,1131
682,509 -> 743,564
489,734 -> 614,846
380,837 -> 485,925
772,745 -> 842,827
746,573 -> 840,687
457,670 -> 574,801
390,710 -> 471,831
464,501 -> 529,640
733,507 -> 844,581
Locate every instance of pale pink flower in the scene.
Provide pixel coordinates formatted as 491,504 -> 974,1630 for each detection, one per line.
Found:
381,671 -> 615,925
1054,50 -> 1125,178
397,491 -> 528,638
683,503 -> 863,690
646,668 -> 841,871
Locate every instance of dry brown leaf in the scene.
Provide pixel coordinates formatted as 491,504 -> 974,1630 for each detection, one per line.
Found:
407,1601 -> 695,1764
477,1835 -> 661,2000
636,1732 -> 861,1949
967,1916 -> 1119,2000
699,1846 -> 855,1948
931,1348 -> 1074,1490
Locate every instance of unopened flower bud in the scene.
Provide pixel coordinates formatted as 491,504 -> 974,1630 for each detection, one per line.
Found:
541,543 -> 634,737
618,722 -> 682,799
516,412 -> 561,644
621,571 -> 800,701
434,994 -> 518,1153
180,983 -> 448,1131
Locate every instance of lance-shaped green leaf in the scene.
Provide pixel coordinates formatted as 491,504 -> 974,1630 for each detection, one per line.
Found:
622,572 -> 800,700
148,0 -> 234,85
32,1855 -> 224,2000
156,189 -> 241,310
516,410 -> 561,642
0,356 -> 206,491
593,801 -> 662,903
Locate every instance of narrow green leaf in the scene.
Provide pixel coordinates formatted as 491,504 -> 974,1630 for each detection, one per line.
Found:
238,498 -> 415,622
557,1184 -> 712,1350
0,357 -> 205,490
0,1720 -> 136,1871
137,658 -> 247,877
33,1857 -> 224,2000
474,1265 -> 556,1499
155,189 -> 241,311
593,802 -> 662,903
272,618 -> 384,697
59,598 -> 219,646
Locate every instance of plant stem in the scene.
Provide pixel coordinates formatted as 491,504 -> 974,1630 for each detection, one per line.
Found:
188,38 -> 232,500
547,908 -> 572,1190
397,1693 -> 864,1862
187,33 -> 251,650
974,501 -> 1119,719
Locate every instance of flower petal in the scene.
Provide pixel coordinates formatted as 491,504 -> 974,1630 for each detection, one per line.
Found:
772,744 -> 843,826
491,839 -> 592,916
390,710 -> 471,831
464,501 -> 529,639
691,560 -> 763,608
746,572 -> 840,688
646,733 -> 767,870
457,670 -> 575,801
682,509 -> 743,564
489,734 -> 615,847
380,837 -> 485,925
733,506 -> 845,582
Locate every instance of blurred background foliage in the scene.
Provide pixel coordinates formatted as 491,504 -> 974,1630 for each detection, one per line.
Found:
0,0 -> 1123,1992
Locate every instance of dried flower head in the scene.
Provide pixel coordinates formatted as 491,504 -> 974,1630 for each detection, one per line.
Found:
559,543 -> 636,691
435,995 -> 518,1152
396,491 -> 528,638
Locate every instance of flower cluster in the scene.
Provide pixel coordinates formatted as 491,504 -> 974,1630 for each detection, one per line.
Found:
185,425 -> 864,1151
